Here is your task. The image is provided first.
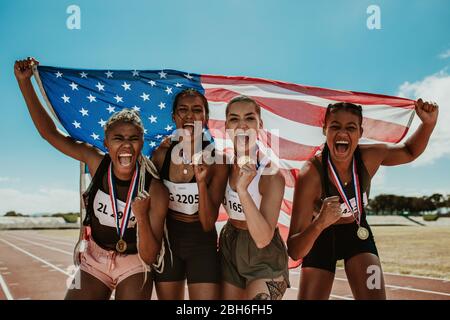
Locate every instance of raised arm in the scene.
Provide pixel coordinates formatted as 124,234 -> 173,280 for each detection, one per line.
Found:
370,99 -> 439,167
236,164 -> 285,249
14,57 -> 103,175
287,161 -> 341,260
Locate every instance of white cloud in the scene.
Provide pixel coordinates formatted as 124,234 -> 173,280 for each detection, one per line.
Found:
439,49 -> 450,59
370,166 -> 386,191
0,187 -> 79,215
397,69 -> 450,166
0,177 -> 21,183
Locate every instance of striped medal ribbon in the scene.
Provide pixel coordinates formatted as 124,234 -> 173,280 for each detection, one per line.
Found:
328,155 -> 369,240
107,162 -> 139,253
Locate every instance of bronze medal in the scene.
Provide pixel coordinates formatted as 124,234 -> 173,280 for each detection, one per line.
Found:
116,239 -> 127,253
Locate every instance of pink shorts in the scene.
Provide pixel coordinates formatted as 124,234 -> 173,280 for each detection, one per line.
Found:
80,238 -> 146,291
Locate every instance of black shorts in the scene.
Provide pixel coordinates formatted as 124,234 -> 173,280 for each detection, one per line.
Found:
152,215 -> 221,284
301,219 -> 379,273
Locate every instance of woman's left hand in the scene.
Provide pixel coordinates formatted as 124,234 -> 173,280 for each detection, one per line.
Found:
131,191 -> 151,221
193,163 -> 210,183
415,98 -> 439,126
236,163 -> 257,193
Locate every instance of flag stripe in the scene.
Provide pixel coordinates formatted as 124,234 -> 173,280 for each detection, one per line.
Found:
201,74 -> 414,108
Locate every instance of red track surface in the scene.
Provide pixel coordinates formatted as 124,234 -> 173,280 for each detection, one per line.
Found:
0,230 -> 449,300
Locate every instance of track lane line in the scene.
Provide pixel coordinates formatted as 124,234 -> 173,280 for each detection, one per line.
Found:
0,238 -> 71,276
7,232 -> 75,246
333,277 -> 450,297
3,234 -> 72,256
0,273 -> 13,300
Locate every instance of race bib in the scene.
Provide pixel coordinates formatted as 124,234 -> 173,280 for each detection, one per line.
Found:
163,180 -> 199,215
224,189 -> 246,221
92,190 -> 137,228
340,192 -> 369,217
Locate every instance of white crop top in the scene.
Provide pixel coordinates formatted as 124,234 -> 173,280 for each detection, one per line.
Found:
163,180 -> 199,215
223,158 -> 270,221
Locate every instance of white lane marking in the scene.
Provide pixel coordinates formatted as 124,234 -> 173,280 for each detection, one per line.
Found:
3,234 -> 72,256
0,273 -> 14,300
6,232 -> 74,247
288,285 -> 353,300
290,269 -> 450,296
0,238 -> 71,276
334,277 -> 450,297
335,267 -> 449,282
0,237 -> 116,300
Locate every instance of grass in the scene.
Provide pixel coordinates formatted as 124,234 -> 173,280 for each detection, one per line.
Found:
337,226 -> 450,279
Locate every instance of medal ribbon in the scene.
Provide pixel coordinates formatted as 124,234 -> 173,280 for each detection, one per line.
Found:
108,162 -> 139,239
327,155 -> 362,225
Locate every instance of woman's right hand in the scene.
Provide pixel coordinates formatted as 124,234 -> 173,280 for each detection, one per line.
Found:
14,57 -> 39,82
316,196 -> 342,229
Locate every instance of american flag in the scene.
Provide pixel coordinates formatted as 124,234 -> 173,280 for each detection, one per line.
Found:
34,66 -> 416,267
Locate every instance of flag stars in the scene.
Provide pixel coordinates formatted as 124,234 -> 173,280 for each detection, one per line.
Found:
158,70 -> 167,79
55,71 -> 63,78
148,80 -> 156,87
175,82 -> 183,88
114,94 -> 124,103
98,119 -> 107,127
143,128 -> 148,135
149,141 -> 156,148
69,82 -> 79,90
156,135 -> 163,139
165,86 -> 173,95
107,105 -> 116,113
132,70 -> 140,77
87,94 -> 97,103
165,125 -> 173,131
72,121 -> 81,129
140,92 -> 150,101
149,115 -> 157,123
105,71 -> 113,78
158,102 -> 166,110
80,72 -> 88,78
132,106 -> 141,112
61,94 -> 70,103
184,73 -> 193,80
95,82 -> 105,92
91,133 -> 100,140
79,108 -> 89,116
121,82 -> 131,91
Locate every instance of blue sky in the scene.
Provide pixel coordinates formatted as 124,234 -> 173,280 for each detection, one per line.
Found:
1,0 -> 449,214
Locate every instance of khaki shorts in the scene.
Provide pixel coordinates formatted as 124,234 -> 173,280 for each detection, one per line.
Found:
219,222 -> 290,289
80,237 -> 146,290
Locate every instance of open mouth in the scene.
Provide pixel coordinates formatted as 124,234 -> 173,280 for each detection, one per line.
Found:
334,140 -> 350,155
118,153 -> 133,167
183,122 -> 194,135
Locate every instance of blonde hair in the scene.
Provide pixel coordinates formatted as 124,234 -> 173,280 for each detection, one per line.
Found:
104,108 -> 144,136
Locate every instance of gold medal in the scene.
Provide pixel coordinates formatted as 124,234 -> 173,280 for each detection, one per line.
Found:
357,226 -> 369,240
237,156 -> 252,168
116,239 -> 127,253
192,152 -> 203,165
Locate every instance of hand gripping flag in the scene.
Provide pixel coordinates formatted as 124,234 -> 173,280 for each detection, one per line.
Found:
33,66 -> 416,267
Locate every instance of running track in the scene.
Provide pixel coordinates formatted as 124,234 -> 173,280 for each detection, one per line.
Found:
0,230 -> 449,300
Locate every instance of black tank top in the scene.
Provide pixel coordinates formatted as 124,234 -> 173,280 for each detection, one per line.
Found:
160,140 -> 215,216
83,154 -> 152,253
310,154 -> 371,219
161,142 -> 197,183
